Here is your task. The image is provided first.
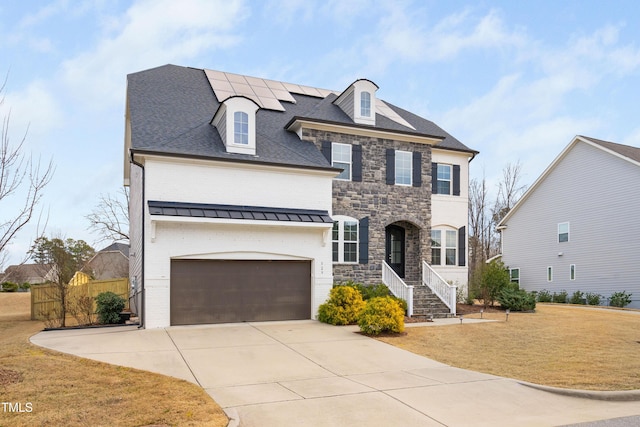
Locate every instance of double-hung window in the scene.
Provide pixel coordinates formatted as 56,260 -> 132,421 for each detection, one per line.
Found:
437,164 -> 452,194
431,229 -> 457,266
332,216 -> 358,263
510,268 -> 520,284
233,111 -> 249,145
395,150 -> 412,185
332,143 -> 352,181
431,230 -> 441,265
558,222 -> 569,243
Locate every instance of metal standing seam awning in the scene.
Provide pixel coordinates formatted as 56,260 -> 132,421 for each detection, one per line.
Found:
147,200 -> 333,223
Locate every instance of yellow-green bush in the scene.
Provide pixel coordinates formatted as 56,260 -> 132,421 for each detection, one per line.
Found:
318,285 -> 365,325
357,296 -> 405,335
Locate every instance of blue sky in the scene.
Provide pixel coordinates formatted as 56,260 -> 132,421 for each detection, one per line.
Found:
1,0 -> 639,267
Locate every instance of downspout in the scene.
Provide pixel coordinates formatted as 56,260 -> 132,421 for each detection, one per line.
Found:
131,152 -> 145,329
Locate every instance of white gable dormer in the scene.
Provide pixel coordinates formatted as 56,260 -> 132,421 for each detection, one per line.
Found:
333,79 -> 378,126
211,96 -> 260,155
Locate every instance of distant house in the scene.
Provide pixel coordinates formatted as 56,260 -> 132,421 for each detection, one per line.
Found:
498,135 -> 640,308
85,242 -> 130,280
0,264 -> 56,285
125,65 -> 476,328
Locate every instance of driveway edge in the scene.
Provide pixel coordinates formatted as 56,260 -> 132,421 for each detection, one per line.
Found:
518,381 -> 640,401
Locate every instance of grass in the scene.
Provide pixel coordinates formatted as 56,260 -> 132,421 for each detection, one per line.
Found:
378,303 -> 640,391
0,293 -> 228,427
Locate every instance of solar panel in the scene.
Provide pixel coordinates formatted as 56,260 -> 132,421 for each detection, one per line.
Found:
204,68 -> 416,129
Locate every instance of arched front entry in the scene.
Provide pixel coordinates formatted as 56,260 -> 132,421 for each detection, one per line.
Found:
385,225 -> 405,278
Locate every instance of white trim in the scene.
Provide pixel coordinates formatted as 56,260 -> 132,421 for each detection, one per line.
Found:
332,215 -> 359,264
395,150 -> 412,186
150,216 -> 333,229
331,142 -> 352,181
287,119 -> 442,145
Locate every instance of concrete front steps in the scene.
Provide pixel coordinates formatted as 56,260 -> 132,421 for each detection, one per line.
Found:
409,284 -> 454,319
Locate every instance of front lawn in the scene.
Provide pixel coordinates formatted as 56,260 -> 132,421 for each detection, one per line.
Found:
0,293 -> 228,427
378,304 -> 640,391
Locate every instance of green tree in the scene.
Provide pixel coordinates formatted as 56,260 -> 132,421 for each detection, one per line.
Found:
29,237 -> 95,327
472,259 -> 511,309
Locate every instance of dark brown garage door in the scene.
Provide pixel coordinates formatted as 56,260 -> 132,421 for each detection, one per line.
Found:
170,259 -> 311,325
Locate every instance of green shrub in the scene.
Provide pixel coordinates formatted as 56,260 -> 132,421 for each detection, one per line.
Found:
345,282 -> 391,300
358,296 -> 405,335
536,289 -> 552,303
569,290 -> 586,305
585,292 -> 602,306
552,290 -> 568,304
95,292 -> 126,324
19,282 -> 31,291
1,282 -> 18,292
318,286 -> 365,325
609,291 -> 632,308
471,260 -> 510,308
497,287 -> 536,311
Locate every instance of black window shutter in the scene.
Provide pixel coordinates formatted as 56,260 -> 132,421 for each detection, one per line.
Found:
412,151 -> 422,187
386,149 -> 395,185
458,226 -> 466,267
321,141 -> 332,163
352,145 -> 362,182
453,165 -> 461,196
431,162 -> 438,194
359,217 -> 369,264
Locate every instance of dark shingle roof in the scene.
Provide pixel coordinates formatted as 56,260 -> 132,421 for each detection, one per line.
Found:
148,201 -> 332,224
127,64 -> 476,167
580,135 -> 640,164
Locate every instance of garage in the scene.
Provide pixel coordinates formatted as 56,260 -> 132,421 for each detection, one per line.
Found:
170,259 -> 312,325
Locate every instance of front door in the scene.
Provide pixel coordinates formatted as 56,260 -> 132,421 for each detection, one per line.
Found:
386,225 -> 405,278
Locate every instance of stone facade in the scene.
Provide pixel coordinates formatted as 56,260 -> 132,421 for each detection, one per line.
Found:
302,128 -> 432,285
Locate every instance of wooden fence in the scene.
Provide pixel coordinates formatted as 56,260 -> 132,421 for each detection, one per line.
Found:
31,278 -> 130,321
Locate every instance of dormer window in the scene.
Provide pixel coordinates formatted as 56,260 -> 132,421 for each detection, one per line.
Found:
211,96 -> 259,155
234,111 -> 249,145
333,79 -> 378,126
361,92 -> 371,117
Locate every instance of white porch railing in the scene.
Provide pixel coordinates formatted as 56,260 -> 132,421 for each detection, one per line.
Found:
382,261 -> 414,316
422,261 -> 457,316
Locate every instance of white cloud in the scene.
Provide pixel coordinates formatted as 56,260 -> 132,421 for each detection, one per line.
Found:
2,80 -> 63,151
60,0 -> 247,108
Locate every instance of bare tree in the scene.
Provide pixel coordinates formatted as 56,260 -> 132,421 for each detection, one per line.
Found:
0,75 -> 54,266
468,162 -> 527,295
86,187 -> 129,243
492,160 -> 527,225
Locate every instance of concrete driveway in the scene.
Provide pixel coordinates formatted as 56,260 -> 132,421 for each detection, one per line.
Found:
31,320 -> 640,426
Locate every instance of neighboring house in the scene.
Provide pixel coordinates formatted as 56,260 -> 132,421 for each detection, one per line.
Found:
498,135 -> 640,308
0,264 -> 56,285
125,64 -> 476,328
85,242 -> 130,280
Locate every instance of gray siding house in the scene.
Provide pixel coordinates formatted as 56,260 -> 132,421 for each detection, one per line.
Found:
499,135 -> 640,308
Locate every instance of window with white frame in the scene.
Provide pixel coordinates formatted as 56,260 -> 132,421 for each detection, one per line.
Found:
430,229 -> 457,266
445,230 -> 457,265
570,264 -> 576,280
431,230 -> 441,265
233,111 -> 249,145
332,216 -> 358,263
547,266 -> 553,282
332,143 -> 352,180
437,164 -> 452,194
510,268 -> 520,284
395,150 -> 412,185
558,222 -> 569,243
360,91 -> 371,117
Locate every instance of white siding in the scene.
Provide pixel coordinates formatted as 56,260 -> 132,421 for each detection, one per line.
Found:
138,156 -> 335,328
431,149 -> 472,290
501,141 -> 640,308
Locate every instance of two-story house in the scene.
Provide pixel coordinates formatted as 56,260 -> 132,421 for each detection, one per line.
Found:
125,65 -> 476,328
